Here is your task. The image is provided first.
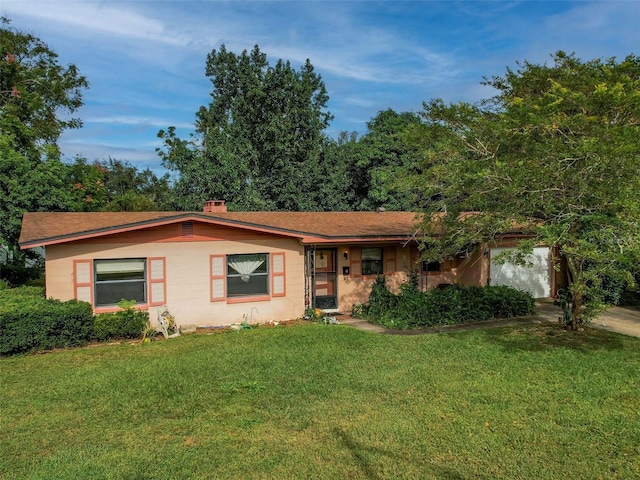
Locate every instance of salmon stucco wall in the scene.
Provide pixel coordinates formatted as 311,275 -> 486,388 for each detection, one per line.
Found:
45,236 -> 305,327
453,249 -> 486,287
331,243 -> 488,310
417,257 -> 454,290
335,244 -> 417,313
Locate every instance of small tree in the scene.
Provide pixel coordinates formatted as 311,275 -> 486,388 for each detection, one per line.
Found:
403,52 -> 640,330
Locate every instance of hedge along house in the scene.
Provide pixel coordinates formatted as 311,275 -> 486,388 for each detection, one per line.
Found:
19,201 -> 559,327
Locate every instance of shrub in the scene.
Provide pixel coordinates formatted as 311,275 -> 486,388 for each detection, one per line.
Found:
582,262 -> 634,307
0,287 -> 94,355
364,275 -> 397,317
483,285 -> 535,318
93,300 -> 149,341
353,281 -> 534,329
0,285 -> 45,311
350,303 -> 367,318
597,274 -> 628,305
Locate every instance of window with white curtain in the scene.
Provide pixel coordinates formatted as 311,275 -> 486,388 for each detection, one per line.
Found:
227,253 -> 269,297
94,258 -> 146,306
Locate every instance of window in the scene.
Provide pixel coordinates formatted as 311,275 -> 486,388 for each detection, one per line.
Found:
227,253 -> 269,297
94,259 -> 146,307
361,248 -> 383,275
423,261 -> 441,273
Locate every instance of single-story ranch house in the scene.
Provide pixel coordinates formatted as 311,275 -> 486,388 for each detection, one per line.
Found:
19,201 -> 560,327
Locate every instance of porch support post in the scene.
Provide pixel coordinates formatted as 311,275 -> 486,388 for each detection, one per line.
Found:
304,245 -> 317,309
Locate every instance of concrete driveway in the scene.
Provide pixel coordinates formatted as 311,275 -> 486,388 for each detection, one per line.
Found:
536,299 -> 640,338
588,305 -> 640,338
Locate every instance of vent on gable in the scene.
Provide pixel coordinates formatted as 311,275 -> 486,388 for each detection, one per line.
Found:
181,221 -> 194,238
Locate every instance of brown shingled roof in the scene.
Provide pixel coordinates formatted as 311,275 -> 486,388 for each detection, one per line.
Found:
19,211 -> 421,248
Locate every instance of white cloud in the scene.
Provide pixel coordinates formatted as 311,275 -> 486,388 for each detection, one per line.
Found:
486,1 -> 640,67
341,96 -> 377,108
266,37 -> 456,86
5,0 -> 459,87
84,115 -> 193,129
3,0 -> 190,46
5,0 -> 639,173
59,137 -> 165,166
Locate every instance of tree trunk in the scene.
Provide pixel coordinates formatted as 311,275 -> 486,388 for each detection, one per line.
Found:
570,289 -> 583,331
564,253 -> 584,331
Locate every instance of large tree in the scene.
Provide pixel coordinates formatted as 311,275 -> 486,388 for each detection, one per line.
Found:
158,44 -> 332,211
0,18 -> 88,283
404,52 -> 640,329
0,136 -> 73,283
1,17 -> 87,162
344,109 -> 420,211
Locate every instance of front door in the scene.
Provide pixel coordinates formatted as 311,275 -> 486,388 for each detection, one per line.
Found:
314,249 -> 338,309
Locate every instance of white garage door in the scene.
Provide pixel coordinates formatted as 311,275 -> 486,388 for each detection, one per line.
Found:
490,247 -> 551,298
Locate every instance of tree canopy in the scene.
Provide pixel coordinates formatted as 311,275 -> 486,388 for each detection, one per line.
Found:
340,109 -> 420,211
1,18 -> 87,243
0,18 -> 89,283
0,18 -> 173,284
1,17 -> 88,162
403,51 -> 640,329
158,44 -> 333,211
66,158 -> 173,212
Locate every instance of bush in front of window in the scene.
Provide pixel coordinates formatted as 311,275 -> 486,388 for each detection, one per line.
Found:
93,300 -> 149,342
362,275 -> 397,318
0,287 -> 94,356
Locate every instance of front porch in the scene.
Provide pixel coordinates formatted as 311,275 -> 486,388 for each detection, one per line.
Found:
303,243 -> 419,313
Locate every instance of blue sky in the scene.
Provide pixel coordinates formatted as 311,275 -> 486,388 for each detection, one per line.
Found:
3,1 -> 640,175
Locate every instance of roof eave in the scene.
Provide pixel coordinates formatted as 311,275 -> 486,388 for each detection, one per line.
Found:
19,213 -> 309,249
299,235 -> 414,244
19,213 -> 414,249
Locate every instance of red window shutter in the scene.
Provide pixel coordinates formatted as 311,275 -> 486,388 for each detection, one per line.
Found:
73,260 -> 93,305
384,246 -> 396,274
148,257 -> 167,306
271,252 -> 286,297
210,254 -> 226,301
350,247 -> 362,277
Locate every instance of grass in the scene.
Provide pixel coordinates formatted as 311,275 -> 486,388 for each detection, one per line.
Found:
1,322 -> 640,479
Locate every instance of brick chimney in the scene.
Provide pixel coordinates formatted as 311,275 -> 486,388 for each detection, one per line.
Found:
203,200 -> 227,212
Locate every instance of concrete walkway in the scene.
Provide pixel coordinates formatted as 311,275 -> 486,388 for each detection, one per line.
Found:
337,299 -> 640,338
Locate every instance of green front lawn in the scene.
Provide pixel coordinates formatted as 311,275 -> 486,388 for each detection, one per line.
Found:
2,323 -> 639,479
